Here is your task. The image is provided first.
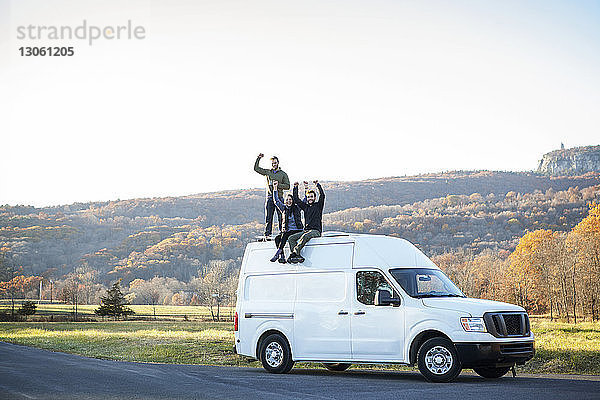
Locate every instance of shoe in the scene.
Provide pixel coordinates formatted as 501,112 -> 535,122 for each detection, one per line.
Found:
278,252 -> 286,263
270,249 -> 281,262
287,253 -> 298,263
296,255 -> 305,263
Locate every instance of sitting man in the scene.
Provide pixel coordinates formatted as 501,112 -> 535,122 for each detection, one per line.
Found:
287,180 -> 325,263
270,181 -> 303,263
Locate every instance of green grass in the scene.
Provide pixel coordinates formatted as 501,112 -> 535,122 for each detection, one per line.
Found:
0,318 -> 599,375
521,319 -> 600,375
0,321 -> 248,366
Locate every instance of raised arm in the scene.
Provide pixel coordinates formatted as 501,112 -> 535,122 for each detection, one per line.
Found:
272,188 -> 285,212
315,181 -> 325,205
253,153 -> 270,176
293,183 -> 307,211
303,181 -> 309,203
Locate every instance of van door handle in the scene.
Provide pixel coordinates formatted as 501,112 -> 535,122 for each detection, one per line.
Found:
338,310 -> 349,315
354,310 -> 366,315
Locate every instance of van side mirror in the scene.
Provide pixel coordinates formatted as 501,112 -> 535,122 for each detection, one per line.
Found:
374,289 -> 401,307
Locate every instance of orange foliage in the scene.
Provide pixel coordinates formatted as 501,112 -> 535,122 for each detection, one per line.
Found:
0,275 -> 42,297
508,229 -> 555,312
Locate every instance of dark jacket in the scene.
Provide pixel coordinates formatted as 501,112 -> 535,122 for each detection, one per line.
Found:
293,183 -> 325,232
273,191 -> 304,232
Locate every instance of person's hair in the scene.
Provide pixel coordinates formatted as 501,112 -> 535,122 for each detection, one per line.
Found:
307,190 -> 316,197
270,156 -> 279,162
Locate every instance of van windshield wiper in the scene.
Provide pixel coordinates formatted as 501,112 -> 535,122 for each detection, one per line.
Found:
416,293 -> 465,298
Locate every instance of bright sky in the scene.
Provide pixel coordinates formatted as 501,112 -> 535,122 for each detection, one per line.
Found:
1,0 -> 599,207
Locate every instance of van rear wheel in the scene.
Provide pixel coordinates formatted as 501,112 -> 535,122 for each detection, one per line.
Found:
417,337 -> 462,383
259,333 -> 294,374
322,363 -> 351,372
473,366 -> 512,379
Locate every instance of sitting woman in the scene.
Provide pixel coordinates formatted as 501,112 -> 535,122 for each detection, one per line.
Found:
270,181 -> 303,263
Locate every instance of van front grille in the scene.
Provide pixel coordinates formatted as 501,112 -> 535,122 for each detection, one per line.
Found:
483,312 -> 530,338
504,314 -> 522,335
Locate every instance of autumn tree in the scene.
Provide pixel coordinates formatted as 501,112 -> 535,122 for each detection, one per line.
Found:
507,230 -> 556,313
0,275 -> 42,319
569,203 -> 600,321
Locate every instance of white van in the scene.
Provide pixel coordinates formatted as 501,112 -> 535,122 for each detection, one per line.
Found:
234,232 -> 534,382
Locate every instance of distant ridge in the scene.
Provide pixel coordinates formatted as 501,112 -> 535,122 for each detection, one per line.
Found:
538,145 -> 600,176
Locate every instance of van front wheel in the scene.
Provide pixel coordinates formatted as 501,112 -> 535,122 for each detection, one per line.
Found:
417,337 -> 462,383
259,334 -> 294,374
322,363 -> 351,372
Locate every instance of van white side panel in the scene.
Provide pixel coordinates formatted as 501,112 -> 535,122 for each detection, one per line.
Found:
353,236 -> 437,269
293,271 -> 352,360
245,246 -> 297,274
244,274 -> 295,303
239,273 -> 296,358
297,242 -> 353,269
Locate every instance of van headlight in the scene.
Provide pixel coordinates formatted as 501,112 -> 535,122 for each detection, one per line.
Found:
460,317 -> 486,332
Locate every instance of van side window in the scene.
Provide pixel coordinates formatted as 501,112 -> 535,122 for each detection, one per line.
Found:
356,271 -> 393,305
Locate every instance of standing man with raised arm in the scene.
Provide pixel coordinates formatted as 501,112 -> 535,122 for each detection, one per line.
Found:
253,153 -> 290,238
287,180 -> 325,263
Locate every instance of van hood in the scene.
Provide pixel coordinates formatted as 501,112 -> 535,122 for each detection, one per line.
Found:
421,297 -> 525,316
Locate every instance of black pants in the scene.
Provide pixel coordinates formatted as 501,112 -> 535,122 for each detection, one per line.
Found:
265,196 -> 282,236
275,230 -> 302,251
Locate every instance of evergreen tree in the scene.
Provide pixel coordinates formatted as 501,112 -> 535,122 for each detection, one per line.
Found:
95,280 -> 134,320
18,301 -> 37,320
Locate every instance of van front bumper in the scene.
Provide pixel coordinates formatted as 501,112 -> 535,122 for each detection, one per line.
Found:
455,341 -> 535,368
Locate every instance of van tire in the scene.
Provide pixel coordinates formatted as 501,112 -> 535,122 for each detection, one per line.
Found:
417,337 -> 462,383
473,366 -> 512,379
322,363 -> 351,372
259,334 -> 294,374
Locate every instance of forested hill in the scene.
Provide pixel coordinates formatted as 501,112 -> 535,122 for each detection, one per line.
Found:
2,171 -> 600,291
10,171 -> 600,226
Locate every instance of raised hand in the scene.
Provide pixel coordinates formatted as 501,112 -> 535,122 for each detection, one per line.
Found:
294,182 -> 299,187
258,153 -> 264,159
313,180 -> 319,184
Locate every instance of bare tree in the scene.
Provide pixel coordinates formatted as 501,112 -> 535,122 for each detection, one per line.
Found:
129,278 -> 161,319
190,260 -> 237,321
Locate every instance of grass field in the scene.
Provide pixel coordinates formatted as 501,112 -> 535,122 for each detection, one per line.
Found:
0,318 -> 599,374
0,300 -> 234,321
523,318 -> 600,375
0,321 -> 246,366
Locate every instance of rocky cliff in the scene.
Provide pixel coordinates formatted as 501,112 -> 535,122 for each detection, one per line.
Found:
538,145 -> 600,175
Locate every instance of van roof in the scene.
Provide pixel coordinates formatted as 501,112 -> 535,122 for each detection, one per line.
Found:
248,232 -> 438,270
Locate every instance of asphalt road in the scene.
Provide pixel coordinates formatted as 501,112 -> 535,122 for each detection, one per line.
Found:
1,342 -> 599,400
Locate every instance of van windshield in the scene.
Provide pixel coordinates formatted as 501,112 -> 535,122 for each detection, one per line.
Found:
389,268 -> 465,298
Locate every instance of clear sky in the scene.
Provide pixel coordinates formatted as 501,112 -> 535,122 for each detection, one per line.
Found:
1,0 -> 599,207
